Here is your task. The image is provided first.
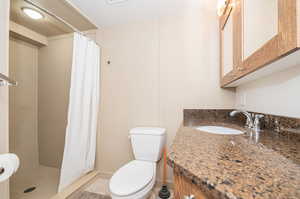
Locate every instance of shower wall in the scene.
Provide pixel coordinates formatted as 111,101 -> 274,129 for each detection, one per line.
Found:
9,37 -> 39,188
38,34 -> 73,168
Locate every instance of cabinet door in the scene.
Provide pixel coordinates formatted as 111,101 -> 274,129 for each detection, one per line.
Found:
221,0 -> 298,87
174,171 -> 207,199
243,0 -> 279,60
221,12 -> 234,77
220,4 -> 234,78
242,0 -> 297,73
220,0 -> 242,85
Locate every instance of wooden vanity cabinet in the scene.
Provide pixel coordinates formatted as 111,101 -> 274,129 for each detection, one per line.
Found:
174,171 -> 208,199
220,0 -> 300,87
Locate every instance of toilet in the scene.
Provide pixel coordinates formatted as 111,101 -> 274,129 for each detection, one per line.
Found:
109,127 -> 166,199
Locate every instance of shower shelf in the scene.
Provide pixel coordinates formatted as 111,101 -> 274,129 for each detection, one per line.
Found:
0,73 -> 17,86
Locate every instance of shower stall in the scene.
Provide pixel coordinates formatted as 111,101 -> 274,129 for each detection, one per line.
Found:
8,0 -> 99,198
9,30 -> 73,199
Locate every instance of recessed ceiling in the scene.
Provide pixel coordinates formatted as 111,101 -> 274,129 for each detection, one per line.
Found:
66,0 -> 217,28
10,0 -> 97,37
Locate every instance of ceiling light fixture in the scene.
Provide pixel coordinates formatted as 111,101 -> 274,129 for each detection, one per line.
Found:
22,7 -> 44,20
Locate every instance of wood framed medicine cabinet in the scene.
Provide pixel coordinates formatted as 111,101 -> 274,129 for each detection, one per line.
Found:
220,0 -> 300,87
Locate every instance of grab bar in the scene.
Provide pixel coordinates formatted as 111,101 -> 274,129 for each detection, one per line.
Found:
0,73 -> 17,86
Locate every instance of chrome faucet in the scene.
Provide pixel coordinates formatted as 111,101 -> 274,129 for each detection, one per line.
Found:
230,110 -> 265,143
230,110 -> 254,129
253,114 -> 264,132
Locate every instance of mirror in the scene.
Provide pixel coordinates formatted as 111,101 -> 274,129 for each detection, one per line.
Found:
243,0 -> 278,59
222,12 -> 234,76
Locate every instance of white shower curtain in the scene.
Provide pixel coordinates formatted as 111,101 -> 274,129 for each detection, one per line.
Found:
58,33 -> 100,192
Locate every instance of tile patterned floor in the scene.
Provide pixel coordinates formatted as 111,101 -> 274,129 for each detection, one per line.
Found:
69,191 -> 159,199
68,191 -> 111,199
68,177 -> 173,199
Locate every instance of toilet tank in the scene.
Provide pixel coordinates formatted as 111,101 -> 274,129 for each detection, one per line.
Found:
129,127 -> 166,162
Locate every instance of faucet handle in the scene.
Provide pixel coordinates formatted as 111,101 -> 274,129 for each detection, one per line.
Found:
254,114 -> 264,132
255,114 -> 264,120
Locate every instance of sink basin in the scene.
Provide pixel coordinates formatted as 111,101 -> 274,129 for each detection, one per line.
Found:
195,126 -> 244,135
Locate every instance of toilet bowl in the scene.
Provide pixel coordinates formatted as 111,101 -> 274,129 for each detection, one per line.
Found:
109,160 -> 156,199
109,127 -> 166,199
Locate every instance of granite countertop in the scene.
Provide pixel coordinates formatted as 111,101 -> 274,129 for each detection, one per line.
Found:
168,112 -> 300,199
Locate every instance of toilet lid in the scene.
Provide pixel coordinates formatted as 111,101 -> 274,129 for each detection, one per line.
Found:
109,160 -> 155,196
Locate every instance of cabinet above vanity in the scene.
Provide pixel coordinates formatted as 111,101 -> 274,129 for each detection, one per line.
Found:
220,0 -> 300,87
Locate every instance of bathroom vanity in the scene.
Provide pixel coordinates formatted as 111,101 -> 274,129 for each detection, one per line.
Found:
173,171 -> 208,199
168,110 -> 300,199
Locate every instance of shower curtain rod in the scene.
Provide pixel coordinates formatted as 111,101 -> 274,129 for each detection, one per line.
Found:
24,0 -> 101,47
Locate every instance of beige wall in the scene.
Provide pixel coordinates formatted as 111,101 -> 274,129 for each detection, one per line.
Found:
236,65 -> 300,118
9,37 -> 39,192
38,34 -> 73,168
0,1 -> 10,198
95,0 -> 235,182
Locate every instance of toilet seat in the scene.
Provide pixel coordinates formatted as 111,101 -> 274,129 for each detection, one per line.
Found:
109,160 -> 156,198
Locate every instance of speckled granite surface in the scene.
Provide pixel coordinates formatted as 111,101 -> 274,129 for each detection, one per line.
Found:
168,109 -> 300,199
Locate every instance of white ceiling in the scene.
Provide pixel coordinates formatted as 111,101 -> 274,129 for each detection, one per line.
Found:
66,0 -> 217,28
